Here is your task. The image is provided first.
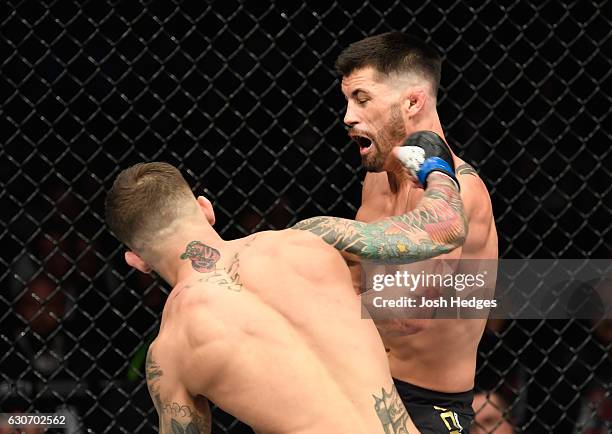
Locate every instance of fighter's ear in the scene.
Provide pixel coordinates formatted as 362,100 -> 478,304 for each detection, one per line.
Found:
402,87 -> 427,118
196,196 -> 216,226
125,250 -> 152,274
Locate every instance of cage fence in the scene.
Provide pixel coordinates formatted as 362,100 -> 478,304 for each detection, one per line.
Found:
0,1 -> 611,433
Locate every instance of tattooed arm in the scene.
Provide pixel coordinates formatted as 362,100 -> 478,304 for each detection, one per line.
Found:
456,163 -> 478,177
157,402 -> 211,434
292,173 -> 467,264
146,346 -> 212,434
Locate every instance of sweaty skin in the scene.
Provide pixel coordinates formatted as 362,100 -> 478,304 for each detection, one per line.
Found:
357,159 -> 498,393
146,230 -> 421,434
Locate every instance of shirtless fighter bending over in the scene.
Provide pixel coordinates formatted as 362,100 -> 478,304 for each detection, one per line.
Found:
104,143 -> 464,433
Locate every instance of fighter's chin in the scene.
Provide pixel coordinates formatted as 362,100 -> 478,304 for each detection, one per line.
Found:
361,157 -> 385,173
362,152 -> 394,173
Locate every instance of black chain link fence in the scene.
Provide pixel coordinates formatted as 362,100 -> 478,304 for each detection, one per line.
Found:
1,1 -> 610,433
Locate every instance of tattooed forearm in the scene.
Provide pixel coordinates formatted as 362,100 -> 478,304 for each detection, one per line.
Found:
373,385 -> 411,434
292,175 -> 467,263
456,163 -> 477,177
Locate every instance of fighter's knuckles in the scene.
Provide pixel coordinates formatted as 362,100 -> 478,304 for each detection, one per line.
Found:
393,146 -> 425,176
400,131 -> 459,190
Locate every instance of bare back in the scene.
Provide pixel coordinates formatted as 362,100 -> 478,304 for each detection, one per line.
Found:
356,156 -> 498,393
147,230 -> 420,434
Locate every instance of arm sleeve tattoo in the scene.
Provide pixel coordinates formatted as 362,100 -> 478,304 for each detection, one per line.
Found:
146,348 -> 212,434
291,174 -> 467,263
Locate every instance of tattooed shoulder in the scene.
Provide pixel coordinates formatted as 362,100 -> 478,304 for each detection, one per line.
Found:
456,163 -> 478,177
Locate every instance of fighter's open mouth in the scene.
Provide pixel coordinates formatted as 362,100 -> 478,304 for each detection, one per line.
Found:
351,135 -> 373,154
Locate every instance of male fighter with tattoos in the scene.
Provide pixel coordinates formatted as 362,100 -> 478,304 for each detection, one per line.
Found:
105,150 -> 463,433
333,33 -> 499,433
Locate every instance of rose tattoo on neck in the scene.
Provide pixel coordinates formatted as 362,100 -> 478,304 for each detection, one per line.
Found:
179,241 -> 221,272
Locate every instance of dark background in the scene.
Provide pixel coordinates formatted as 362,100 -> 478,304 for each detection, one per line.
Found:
1,1 -> 610,433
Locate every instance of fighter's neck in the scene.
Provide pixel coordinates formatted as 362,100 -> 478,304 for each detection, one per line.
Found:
409,115 -> 445,141
156,226 -> 228,287
170,233 -> 258,287
385,169 -> 414,194
387,170 -> 414,196
385,120 -> 447,193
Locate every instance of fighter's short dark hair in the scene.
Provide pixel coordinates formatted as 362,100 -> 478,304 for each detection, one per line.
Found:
105,162 -> 195,251
335,32 -> 441,95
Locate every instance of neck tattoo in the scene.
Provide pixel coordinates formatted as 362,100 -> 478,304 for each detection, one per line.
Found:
179,241 -> 221,272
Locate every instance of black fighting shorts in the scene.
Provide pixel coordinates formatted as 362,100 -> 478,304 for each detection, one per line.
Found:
394,378 -> 474,434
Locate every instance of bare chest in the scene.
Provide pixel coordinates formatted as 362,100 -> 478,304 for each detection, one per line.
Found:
362,187 -> 424,222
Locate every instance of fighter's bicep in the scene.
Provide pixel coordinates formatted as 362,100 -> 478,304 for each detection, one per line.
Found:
146,345 -> 212,434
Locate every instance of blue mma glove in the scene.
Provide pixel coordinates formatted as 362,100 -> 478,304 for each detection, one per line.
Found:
395,131 -> 460,191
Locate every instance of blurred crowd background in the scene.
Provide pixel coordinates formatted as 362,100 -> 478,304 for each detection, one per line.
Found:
1,1 -> 610,433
